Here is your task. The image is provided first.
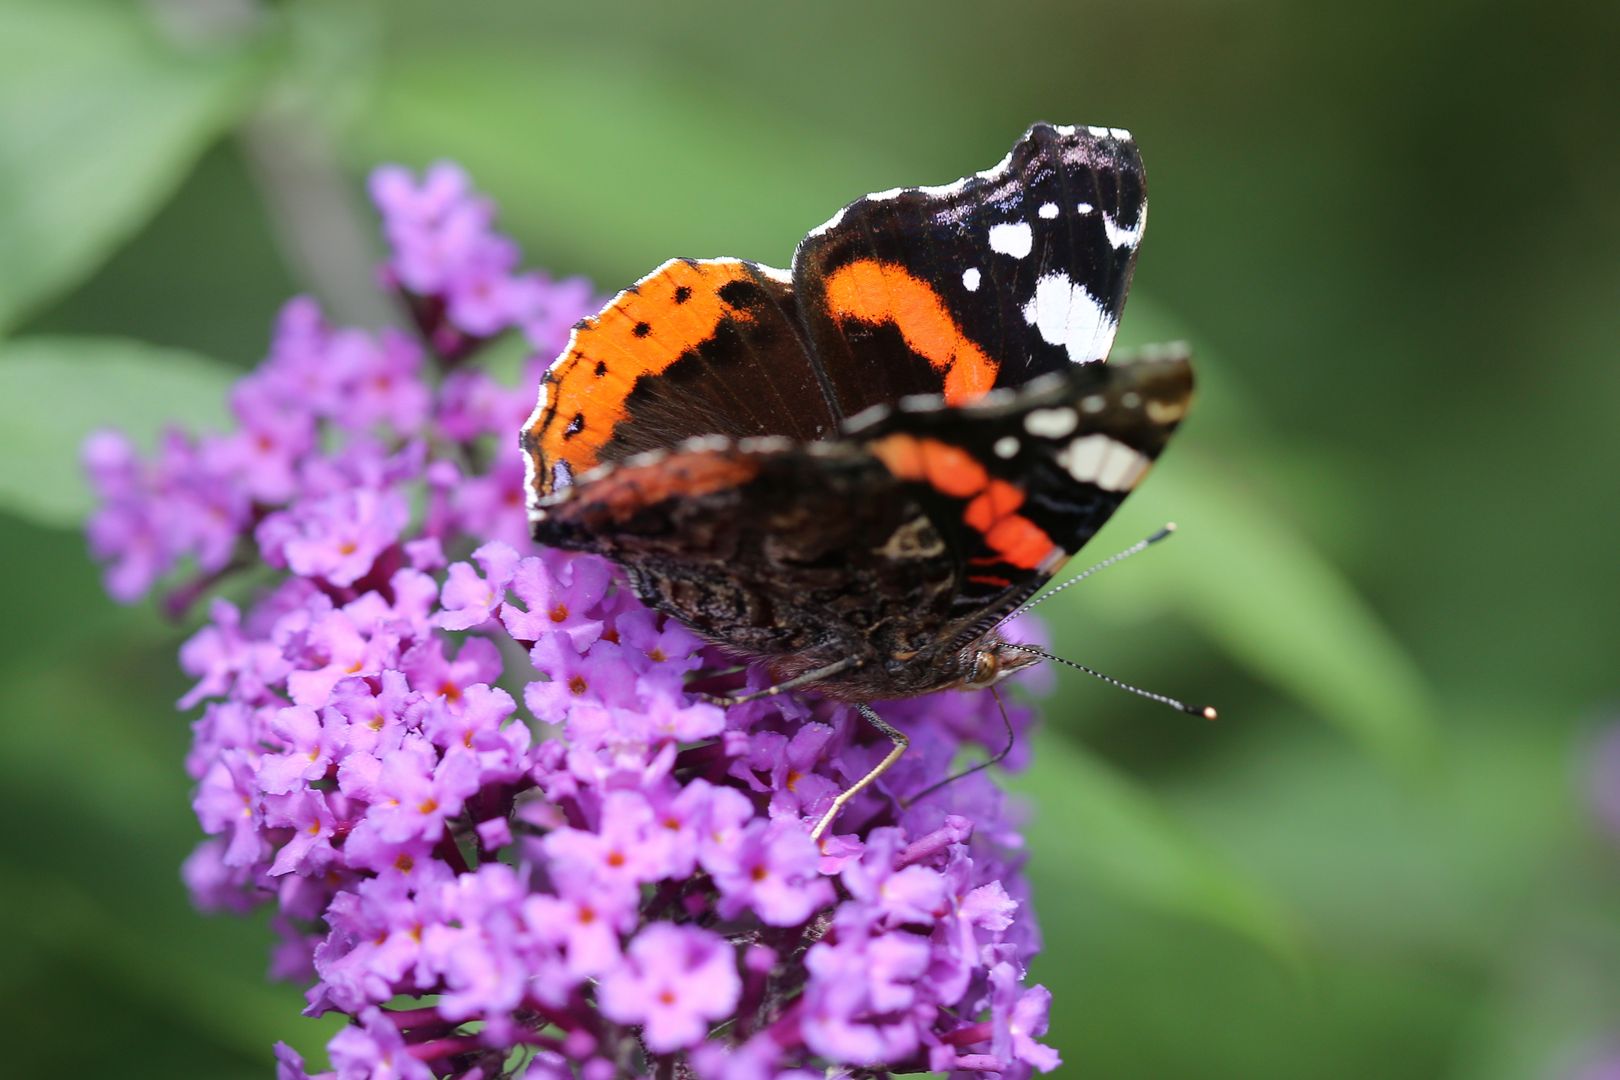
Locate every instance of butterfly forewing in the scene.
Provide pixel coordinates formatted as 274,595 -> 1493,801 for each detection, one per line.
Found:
523,258 -> 831,500
791,123 -> 1147,419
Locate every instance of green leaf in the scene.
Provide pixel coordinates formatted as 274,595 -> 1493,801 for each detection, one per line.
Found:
0,0 -> 266,332
1156,465 -> 1436,770
0,336 -> 235,527
1014,733 -> 1307,968
1084,297 -> 1438,772
3,866 -> 340,1061
356,42 -> 909,278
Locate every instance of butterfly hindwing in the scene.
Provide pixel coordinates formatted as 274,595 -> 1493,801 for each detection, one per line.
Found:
530,436 -> 962,673
532,349 -> 1191,678
791,123 -> 1147,418
850,348 -> 1192,649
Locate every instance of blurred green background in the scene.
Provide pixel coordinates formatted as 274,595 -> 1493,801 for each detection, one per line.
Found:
3,0 -> 1618,1076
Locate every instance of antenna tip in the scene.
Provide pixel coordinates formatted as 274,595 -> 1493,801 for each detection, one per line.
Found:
1164,521 -> 1178,532
1201,705 -> 1219,721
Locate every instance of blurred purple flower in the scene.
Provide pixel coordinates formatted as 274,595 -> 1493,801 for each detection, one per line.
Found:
598,923 -> 743,1052
709,818 -> 834,927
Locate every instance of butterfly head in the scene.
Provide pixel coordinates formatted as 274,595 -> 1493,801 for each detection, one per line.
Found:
956,635 -> 1044,690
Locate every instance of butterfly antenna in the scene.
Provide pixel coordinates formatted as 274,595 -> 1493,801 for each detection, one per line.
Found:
997,523 -> 1178,627
902,683 -> 1020,808
1003,643 -> 1218,720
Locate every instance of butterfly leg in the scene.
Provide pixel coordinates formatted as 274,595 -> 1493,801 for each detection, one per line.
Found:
810,703 -> 908,841
698,656 -> 861,708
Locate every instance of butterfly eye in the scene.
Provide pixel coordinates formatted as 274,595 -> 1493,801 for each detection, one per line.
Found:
966,649 -> 1000,689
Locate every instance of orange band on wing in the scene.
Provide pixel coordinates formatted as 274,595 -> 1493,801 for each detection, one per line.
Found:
867,430 -> 926,483
868,434 -> 1057,570
984,516 -> 1053,569
918,441 -> 987,497
571,450 -> 761,522
823,259 -> 999,404
963,479 -> 1024,532
524,259 -> 763,492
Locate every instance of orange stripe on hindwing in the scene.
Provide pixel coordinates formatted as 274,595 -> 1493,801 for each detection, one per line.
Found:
983,516 -> 1053,570
867,434 -> 1058,570
823,259 -> 999,404
963,479 -> 1023,532
525,259 -> 763,493
569,449 -> 763,523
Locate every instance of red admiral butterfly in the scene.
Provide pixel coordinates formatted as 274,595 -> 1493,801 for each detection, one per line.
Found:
522,123 -> 1194,826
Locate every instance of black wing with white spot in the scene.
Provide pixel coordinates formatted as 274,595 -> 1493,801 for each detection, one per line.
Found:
791,123 -> 1148,421
849,348 -> 1192,651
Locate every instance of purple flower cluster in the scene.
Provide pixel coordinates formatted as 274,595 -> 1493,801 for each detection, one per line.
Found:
86,163 -> 1060,1079
372,162 -> 593,361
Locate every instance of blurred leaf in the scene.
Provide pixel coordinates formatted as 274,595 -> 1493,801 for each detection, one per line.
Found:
1450,897 -> 1620,1080
1077,703 -> 1589,1079
0,0 -> 266,332
0,643 -> 338,1072
2,867 -> 341,1066
1159,704 -> 1575,963
1092,298 -> 1438,771
269,0 -> 384,138
357,42 -> 908,278
0,336 -> 234,526
1029,866 -> 1473,1080
1158,462 -> 1435,769
1014,732 -> 1306,968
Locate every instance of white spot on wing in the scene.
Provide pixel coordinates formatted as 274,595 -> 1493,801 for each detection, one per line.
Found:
1075,202 -> 1094,214
1038,202 -> 1059,219
994,435 -> 1020,459
737,435 -> 793,453
988,221 -> 1033,259
1059,433 -> 1107,482
1098,444 -> 1150,490
1020,272 -> 1117,363
1058,434 -> 1150,491
679,435 -> 732,453
963,267 -> 981,291
1024,407 -> 1079,438
1087,125 -> 1109,137
1103,206 -> 1147,250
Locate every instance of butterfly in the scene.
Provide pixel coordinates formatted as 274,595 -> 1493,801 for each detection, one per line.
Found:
521,123 -> 1193,830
